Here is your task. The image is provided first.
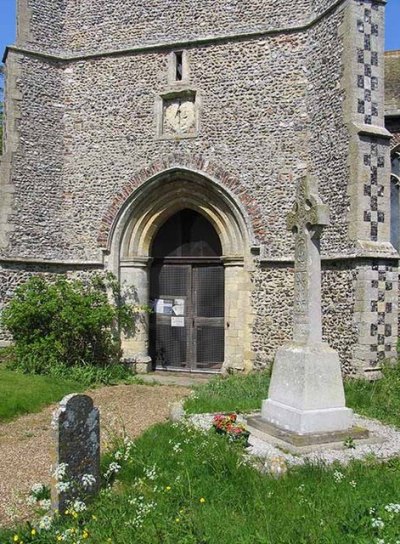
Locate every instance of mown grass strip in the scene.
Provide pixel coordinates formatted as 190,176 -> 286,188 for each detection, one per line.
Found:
184,370 -> 271,415
0,366 -> 84,422
185,365 -> 400,429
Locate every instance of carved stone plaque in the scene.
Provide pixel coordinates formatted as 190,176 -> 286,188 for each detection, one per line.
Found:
162,95 -> 196,137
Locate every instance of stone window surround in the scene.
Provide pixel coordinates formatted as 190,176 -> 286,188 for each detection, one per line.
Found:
168,50 -> 190,85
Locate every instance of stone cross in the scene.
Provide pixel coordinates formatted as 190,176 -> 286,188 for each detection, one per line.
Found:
287,176 -> 329,344
51,394 -> 100,514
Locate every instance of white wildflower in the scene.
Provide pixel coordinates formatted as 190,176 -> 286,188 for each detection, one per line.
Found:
27,495 -> 38,506
55,481 -> 71,492
384,503 -> 400,514
72,499 -> 87,512
371,517 -> 385,529
53,463 -> 68,481
81,473 -> 97,489
349,480 -> 357,488
31,483 -> 44,495
144,465 -> 157,481
122,438 -> 135,460
114,450 -> 123,460
38,515 -> 52,530
173,442 -> 182,453
126,496 -> 157,529
38,499 -> 51,510
333,470 -> 345,483
105,461 -> 121,479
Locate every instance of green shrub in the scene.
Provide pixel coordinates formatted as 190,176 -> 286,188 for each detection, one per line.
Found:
2,273 -> 140,375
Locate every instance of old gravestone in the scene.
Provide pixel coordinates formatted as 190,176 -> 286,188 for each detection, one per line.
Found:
258,176 -> 354,438
51,394 -> 100,513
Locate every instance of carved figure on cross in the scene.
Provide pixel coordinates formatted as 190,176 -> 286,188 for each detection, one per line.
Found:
287,176 -> 329,345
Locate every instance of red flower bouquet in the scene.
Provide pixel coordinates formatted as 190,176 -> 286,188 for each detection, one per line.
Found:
212,413 -> 250,445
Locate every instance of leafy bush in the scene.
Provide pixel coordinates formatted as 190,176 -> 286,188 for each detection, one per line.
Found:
2,273 -> 140,375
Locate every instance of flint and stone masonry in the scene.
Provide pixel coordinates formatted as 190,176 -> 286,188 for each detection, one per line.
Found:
0,0 -> 397,376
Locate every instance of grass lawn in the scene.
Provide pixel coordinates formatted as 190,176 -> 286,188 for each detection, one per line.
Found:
1,368 -> 400,543
184,370 -> 271,415
345,366 -> 400,428
0,366 -> 84,422
1,422 -> 399,544
185,365 -> 400,428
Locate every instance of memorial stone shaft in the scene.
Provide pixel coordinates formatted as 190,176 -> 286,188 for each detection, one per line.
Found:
287,176 -> 329,345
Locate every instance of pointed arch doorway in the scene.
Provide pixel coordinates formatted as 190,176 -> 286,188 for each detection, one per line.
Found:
149,209 -> 225,371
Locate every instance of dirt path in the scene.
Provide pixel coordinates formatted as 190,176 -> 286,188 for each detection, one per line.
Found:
0,383 -> 190,527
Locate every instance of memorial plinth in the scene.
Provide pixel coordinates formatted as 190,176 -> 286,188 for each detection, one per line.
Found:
261,343 -> 353,434
259,176 -> 353,436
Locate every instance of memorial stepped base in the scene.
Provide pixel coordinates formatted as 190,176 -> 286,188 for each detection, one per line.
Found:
245,414 -> 378,454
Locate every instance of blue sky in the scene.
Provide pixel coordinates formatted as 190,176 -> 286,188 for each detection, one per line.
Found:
0,0 -> 399,61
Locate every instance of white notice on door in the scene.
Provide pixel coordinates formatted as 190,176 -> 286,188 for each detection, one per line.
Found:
172,305 -> 184,316
155,299 -> 173,315
155,299 -> 164,314
171,316 -> 185,327
173,299 -> 185,316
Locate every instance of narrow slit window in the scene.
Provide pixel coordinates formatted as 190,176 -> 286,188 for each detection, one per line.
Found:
175,51 -> 183,81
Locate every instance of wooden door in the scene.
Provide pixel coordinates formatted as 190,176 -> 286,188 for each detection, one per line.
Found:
150,262 -> 224,371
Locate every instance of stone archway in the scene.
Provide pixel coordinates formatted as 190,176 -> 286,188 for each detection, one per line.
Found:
107,168 -> 254,373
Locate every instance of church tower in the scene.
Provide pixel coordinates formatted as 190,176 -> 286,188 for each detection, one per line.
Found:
0,0 -> 396,376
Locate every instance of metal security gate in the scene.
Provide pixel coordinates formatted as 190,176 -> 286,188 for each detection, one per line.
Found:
149,209 -> 224,372
150,263 -> 224,371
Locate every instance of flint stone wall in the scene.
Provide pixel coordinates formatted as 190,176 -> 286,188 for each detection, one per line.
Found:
18,0 -> 342,54
2,4 -> 349,260
251,261 -> 359,374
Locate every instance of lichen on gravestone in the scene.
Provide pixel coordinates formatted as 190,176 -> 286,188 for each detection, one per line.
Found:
51,394 -> 100,514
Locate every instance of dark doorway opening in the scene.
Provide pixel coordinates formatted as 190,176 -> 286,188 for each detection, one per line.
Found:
149,209 -> 224,372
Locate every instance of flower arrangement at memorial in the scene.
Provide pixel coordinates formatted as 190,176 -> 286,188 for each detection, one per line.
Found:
212,413 -> 250,445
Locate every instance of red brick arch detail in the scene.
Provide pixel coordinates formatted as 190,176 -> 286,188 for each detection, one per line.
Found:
97,153 -> 266,247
